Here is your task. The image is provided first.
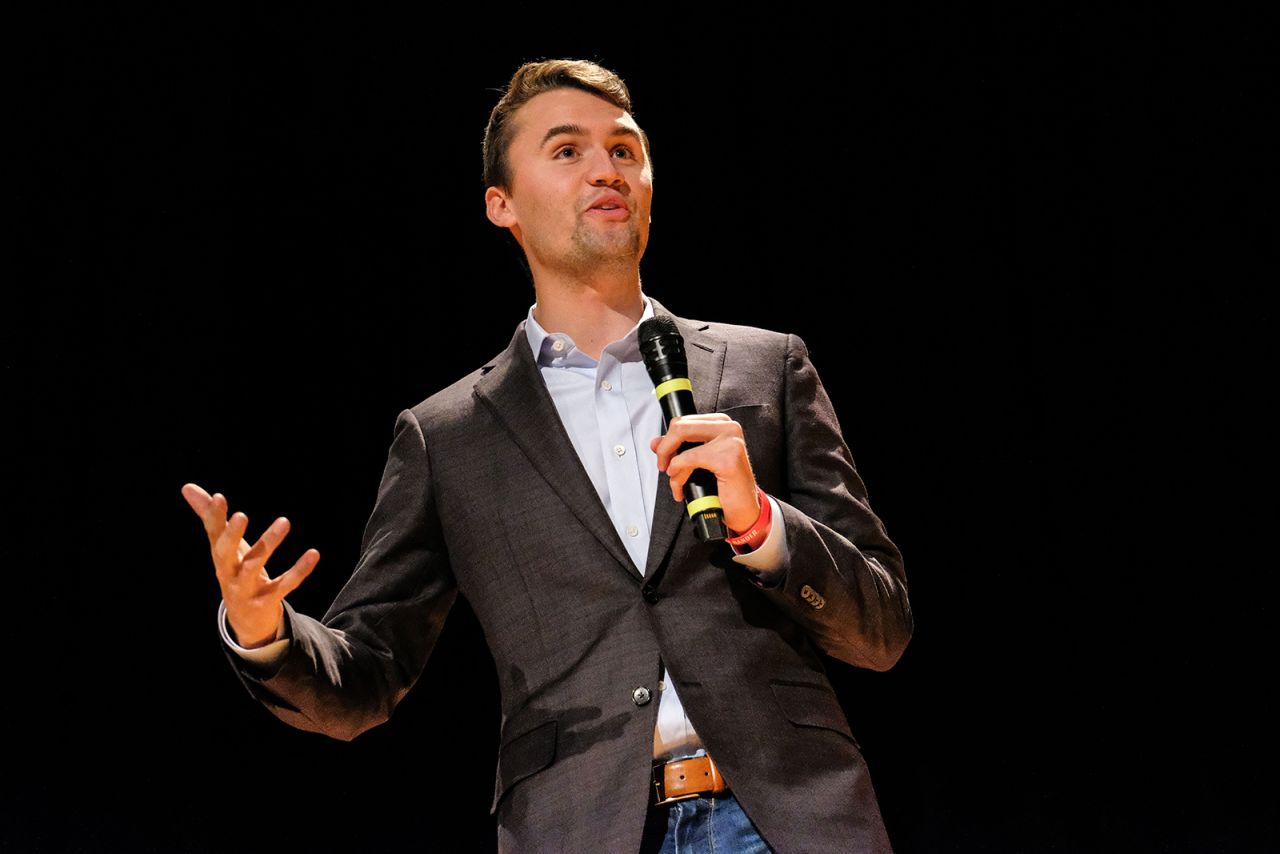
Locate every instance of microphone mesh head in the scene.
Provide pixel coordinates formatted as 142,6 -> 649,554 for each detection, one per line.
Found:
638,314 -> 686,379
639,315 -> 680,345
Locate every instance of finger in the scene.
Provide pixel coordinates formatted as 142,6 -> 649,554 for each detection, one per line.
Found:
651,435 -> 670,470
683,413 -> 732,421
181,483 -> 211,516
665,443 -> 718,499
654,433 -> 680,473
663,413 -> 730,426
654,419 -> 742,471
666,445 -> 712,499
187,489 -> 254,562
265,549 -> 320,599
241,516 -> 292,572
666,438 -> 749,499
662,417 -> 739,444
213,511 -> 250,575
200,492 -> 230,549
653,423 -> 693,471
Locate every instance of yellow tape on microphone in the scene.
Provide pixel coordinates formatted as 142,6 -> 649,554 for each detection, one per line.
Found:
685,495 -> 722,518
654,378 -> 693,401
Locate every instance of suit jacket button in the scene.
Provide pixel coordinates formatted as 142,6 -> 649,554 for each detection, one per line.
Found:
632,686 -> 652,706
642,584 -> 659,604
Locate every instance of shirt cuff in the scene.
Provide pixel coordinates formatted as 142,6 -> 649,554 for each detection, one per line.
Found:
218,599 -> 290,666
730,495 -> 789,585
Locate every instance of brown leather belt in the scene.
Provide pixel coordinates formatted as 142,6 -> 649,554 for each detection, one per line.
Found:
652,754 -> 729,806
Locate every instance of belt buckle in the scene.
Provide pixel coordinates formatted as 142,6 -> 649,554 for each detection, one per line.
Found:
651,757 -> 713,807
652,776 -> 701,807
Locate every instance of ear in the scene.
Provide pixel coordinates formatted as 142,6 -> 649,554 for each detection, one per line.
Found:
485,186 -> 517,229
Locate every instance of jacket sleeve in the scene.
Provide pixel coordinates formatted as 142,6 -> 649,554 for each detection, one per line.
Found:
755,333 -> 913,672
221,408 -> 457,740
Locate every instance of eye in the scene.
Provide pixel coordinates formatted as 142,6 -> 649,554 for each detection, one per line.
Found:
612,145 -> 635,159
554,145 -> 577,159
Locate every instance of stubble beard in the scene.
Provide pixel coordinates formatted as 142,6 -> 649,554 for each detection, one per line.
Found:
564,215 -> 642,273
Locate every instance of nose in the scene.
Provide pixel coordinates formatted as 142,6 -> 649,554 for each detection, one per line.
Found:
585,146 -> 625,187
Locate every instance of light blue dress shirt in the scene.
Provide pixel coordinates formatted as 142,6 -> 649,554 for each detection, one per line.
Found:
221,292 -> 790,760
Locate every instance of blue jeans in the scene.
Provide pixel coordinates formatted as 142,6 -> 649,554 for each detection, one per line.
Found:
639,792 -> 775,853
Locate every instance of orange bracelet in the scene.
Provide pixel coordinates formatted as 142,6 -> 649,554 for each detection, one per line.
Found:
725,486 -> 771,550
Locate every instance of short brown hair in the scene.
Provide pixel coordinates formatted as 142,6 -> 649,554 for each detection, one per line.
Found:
482,58 -> 652,193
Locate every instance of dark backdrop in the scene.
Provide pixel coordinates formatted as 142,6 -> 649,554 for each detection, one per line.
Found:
8,7 -> 1274,853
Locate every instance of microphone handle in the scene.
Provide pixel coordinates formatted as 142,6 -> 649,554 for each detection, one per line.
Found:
657,386 -> 727,542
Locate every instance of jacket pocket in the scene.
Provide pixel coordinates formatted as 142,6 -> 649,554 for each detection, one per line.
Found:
490,719 -> 558,814
769,680 -> 860,748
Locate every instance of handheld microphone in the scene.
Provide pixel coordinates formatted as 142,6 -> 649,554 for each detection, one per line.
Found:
638,316 -> 727,542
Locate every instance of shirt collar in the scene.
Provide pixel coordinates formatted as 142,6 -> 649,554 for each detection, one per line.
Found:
524,293 -> 655,366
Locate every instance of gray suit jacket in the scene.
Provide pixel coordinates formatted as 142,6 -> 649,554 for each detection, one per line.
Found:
222,297 -> 913,852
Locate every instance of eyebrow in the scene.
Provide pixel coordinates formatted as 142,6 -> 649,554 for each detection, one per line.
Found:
539,123 -> 645,151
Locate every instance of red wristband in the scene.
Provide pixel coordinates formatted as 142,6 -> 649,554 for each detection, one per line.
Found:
725,486 -> 771,551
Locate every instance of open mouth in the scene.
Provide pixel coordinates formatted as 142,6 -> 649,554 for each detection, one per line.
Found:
586,206 -> 630,220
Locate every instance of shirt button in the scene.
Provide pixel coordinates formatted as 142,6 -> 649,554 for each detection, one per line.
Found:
632,686 -> 652,706
601,379 -> 613,390
552,339 -> 566,352
627,525 -> 639,537
614,445 -> 626,457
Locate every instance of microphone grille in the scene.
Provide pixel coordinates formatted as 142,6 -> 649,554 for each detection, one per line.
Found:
638,315 -> 680,344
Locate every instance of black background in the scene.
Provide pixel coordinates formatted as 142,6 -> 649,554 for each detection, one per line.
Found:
8,7 -> 1275,853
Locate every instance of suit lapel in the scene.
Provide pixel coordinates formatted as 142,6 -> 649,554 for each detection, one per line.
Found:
474,322 -> 643,582
642,298 -> 725,580
472,297 -> 726,586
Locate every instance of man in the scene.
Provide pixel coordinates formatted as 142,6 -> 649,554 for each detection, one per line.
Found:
183,58 -> 912,852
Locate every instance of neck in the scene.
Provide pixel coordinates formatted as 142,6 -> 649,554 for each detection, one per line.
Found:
532,276 -> 644,361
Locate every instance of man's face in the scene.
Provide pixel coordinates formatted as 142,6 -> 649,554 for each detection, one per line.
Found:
485,87 -> 653,277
